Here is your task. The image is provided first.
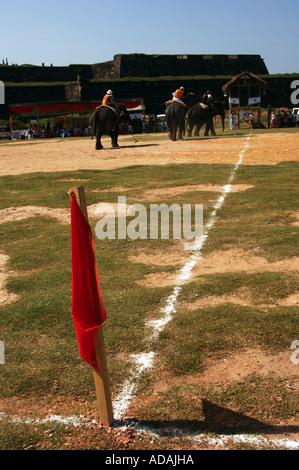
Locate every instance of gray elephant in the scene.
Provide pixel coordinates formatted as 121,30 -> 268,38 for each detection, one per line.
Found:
89,104 -> 131,150
187,100 -> 225,137
165,100 -> 187,141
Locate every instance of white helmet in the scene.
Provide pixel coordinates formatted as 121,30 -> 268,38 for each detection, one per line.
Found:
180,86 -> 185,91
107,89 -> 113,95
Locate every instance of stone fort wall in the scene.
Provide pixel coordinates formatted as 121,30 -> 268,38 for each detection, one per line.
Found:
0,53 -> 268,83
1,54 -> 298,119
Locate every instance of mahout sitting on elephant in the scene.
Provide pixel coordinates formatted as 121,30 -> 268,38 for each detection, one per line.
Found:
89,104 -> 131,150
187,99 -> 225,137
165,86 -> 197,141
165,99 -> 187,141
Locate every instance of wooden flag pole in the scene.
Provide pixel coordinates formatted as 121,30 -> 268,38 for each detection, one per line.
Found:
70,186 -> 114,427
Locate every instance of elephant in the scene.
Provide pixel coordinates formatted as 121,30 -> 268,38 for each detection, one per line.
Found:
187,100 -> 225,137
89,104 -> 131,150
165,100 -> 187,141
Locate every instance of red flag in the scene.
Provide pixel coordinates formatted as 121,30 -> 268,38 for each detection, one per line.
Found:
70,192 -> 107,370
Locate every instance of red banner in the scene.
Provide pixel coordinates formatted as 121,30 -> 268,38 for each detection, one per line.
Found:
117,100 -> 141,109
90,103 -> 101,110
10,100 -> 143,116
70,193 -> 107,370
39,104 -> 63,113
64,103 -> 88,112
10,105 -> 36,114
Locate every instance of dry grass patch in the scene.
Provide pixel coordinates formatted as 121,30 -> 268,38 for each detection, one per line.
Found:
91,186 -> 138,193
135,271 -> 179,288
192,249 -> 299,277
0,254 -> 18,305
0,202 -> 129,226
0,206 -> 70,225
130,246 -> 299,289
291,210 -> 299,226
129,240 -> 187,267
139,184 -> 254,201
178,289 -> 299,310
152,348 -> 298,390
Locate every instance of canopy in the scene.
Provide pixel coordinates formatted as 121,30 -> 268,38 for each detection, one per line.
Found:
9,99 -> 143,117
222,71 -> 267,93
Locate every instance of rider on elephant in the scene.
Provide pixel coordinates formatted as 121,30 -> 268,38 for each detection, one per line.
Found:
202,90 -> 217,115
172,86 -> 194,104
172,86 -> 186,103
102,90 -> 121,114
202,90 -> 213,104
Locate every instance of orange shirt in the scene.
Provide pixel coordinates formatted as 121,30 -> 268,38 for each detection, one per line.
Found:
102,94 -> 112,106
174,89 -> 184,99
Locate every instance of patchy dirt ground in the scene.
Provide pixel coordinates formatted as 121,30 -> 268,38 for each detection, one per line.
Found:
1,132 -> 299,176
1,131 -> 298,308
130,246 -> 299,293
152,348 -> 299,390
1,132 -> 298,448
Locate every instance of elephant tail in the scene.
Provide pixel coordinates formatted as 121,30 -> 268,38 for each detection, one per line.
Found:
91,120 -> 96,140
89,113 -> 95,140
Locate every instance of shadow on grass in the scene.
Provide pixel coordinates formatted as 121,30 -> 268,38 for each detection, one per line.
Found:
114,399 -> 299,437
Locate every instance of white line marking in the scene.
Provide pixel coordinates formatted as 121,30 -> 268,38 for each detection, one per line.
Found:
113,134 -> 252,420
112,352 -> 155,419
1,411 -> 298,449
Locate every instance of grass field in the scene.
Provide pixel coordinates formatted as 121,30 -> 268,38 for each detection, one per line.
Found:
0,127 -> 298,450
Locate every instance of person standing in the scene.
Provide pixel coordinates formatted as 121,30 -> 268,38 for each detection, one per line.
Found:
230,112 -> 236,130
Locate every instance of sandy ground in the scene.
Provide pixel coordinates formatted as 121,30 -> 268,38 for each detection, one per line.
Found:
0,131 -> 299,176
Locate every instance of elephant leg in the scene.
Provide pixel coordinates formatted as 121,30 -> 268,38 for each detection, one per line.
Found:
207,120 -> 216,136
95,129 -> 103,150
187,119 -> 195,137
210,121 -> 216,136
194,124 -> 202,137
178,122 -> 184,140
170,123 -> 177,141
110,130 -> 119,148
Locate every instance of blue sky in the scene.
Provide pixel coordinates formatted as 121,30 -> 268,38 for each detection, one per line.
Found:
1,0 -> 298,74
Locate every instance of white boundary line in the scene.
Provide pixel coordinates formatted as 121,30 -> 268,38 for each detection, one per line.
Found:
1,411 -> 298,449
113,133 -> 252,420
1,411 -> 298,450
